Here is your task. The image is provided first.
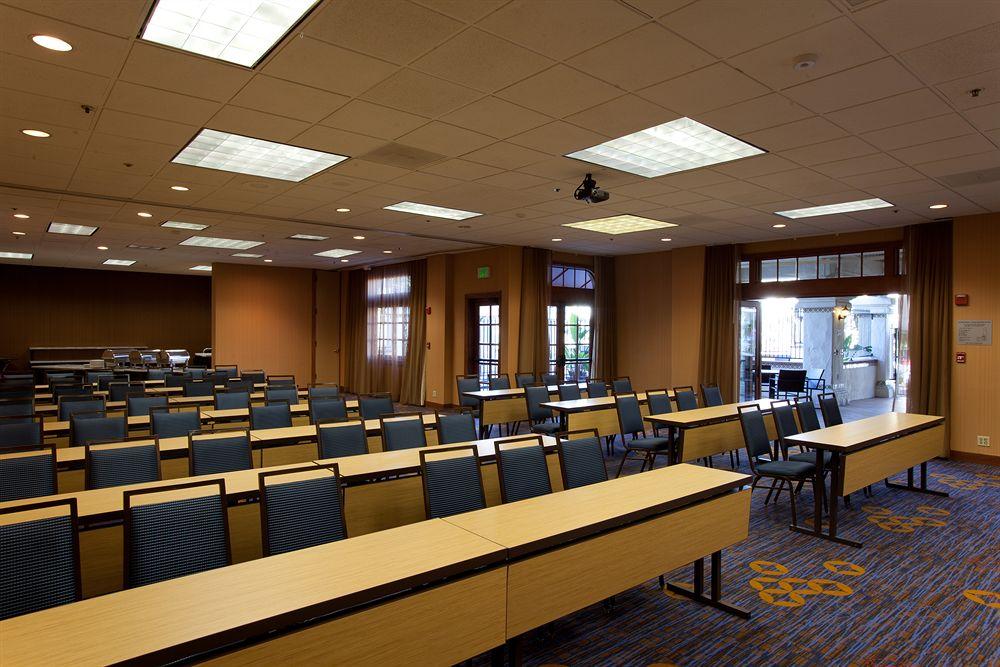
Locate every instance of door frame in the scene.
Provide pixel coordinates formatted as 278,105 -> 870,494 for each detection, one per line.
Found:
465,293 -> 501,385
740,300 -> 763,400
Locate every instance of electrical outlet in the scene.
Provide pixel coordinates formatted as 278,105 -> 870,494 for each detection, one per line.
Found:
432,389 -> 438,398
976,435 -> 990,448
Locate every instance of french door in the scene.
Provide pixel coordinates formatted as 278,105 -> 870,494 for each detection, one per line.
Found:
739,301 -> 762,401
467,296 -> 500,389
547,303 -> 592,383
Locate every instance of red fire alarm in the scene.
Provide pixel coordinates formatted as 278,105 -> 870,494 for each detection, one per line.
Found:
425,306 -> 432,315
956,351 -> 966,364
955,293 -> 969,306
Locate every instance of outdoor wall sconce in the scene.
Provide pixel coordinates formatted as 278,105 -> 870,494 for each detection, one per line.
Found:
833,304 -> 851,321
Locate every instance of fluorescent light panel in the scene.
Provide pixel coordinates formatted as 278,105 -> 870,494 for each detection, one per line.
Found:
126,244 -> 166,250
173,129 -> 347,182
48,222 -> 98,236
162,221 -> 208,231
289,234 -> 328,240
103,259 -> 136,266
774,198 -> 893,219
384,201 -> 481,220
140,0 -> 318,67
0,251 -> 32,259
566,117 -> 765,178
179,235 -> 263,250
190,265 -> 212,271
314,249 -> 361,258
562,214 -> 677,235
232,252 -> 263,258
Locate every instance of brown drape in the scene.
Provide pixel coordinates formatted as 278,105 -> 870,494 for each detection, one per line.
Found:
400,259 -> 427,405
698,244 -> 739,403
517,247 -> 552,373
342,269 -> 368,395
904,221 -> 952,421
591,255 -> 617,379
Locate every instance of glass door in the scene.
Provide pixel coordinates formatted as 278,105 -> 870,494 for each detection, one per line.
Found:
547,304 -> 592,383
467,297 -> 500,389
739,301 -> 762,401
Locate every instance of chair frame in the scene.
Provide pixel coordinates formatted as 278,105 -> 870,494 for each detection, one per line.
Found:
84,437 -> 163,490
57,395 -> 106,421
672,386 -> 699,410
187,428 -> 253,477
148,406 -> 201,440
610,376 -> 633,395
494,435 -> 549,504
614,393 -> 673,477
258,462 -> 346,557
0,497 -> 82,608
818,392 -> 843,427
699,383 -> 725,406
487,373 -> 512,390
266,374 -> 296,388
555,428 -> 604,490
379,412 -> 427,451
69,410 -> 125,448
308,382 -> 341,397
419,445 -> 485,520
514,372 -> 537,388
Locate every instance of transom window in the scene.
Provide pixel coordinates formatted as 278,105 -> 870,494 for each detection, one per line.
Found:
551,264 -> 594,289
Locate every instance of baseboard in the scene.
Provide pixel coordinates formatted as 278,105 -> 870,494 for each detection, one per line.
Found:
424,400 -> 456,410
948,450 -> 999,466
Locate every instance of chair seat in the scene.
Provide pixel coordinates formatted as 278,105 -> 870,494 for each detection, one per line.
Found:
756,460 -> 815,478
788,450 -> 832,466
530,421 -> 562,435
625,436 -> 672,451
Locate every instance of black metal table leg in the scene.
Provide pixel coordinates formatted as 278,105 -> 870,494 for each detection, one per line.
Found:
885,462 -> 949,497
791,451 -> 862,547
666,551 -> 750,618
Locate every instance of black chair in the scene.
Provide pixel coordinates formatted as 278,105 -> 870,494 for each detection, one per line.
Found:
380,413 -> 427,451
241,370 -> 266,385
611,377 -> 633,394
52,384 -> 92,401
586,379 -> 609,398
455,375 -> 481,416
308,383 -> 340,399
164,372 -> 190,389
259,464 -> 348,557
207,371 -> 230,388
524,385 -> 560,436
795,397 -> 822,433
127,395 -> 168,417
436,409 -> 478,445
108,382 -> 145,403
818,392 -> 843,427
541,372 -> 559,387
97,374 -> 128,392
775,369 -> 808,399
149,408 -> 201,439
265,387 -> 299,406
123,480 -> 231,588
557,429 -> 608,490
772,400 -> 832,474
673,386 -> 699,411
85,439 -> 161,490
420,445 -> 486,519
187,368 -> 207,380
215,365 -> 239,379
225,379 -> 253,394
188,430 -> 253,475
86,370 -> 114,385
0,448 -> 57,502
557,383 -> 582,401
183,380 -> 214,398
645,388 -> 674,438
57,396 -> 105,421
0,498 -> 81,620
514,372 -> 536,388
359,393 -> 394,420
250,401 -> 292,430
495,436 -> 552,503
700,383 -> 724,407
146,368 -> 168,381
805,368 -> 826,398
70,412 -> 127,447
737,404 -> 817,526
310,397 -> 348,424
266,374 -> 296,387
0,416 -> 44,453
488,374 -> 512,390
0,398 -> 34,422
317,421 -> 368,458
614,394 -> 672,477
214,390 -> 251,411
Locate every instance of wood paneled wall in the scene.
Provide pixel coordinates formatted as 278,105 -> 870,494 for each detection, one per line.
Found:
0,264 -> 210,370
314,270 -> 341,384
615,251 -> 672,391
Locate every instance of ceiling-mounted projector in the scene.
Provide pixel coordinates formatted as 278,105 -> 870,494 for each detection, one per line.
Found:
574,173 -> 609,204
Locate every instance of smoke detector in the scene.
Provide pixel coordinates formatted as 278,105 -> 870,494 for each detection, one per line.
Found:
793,53 -> 818,71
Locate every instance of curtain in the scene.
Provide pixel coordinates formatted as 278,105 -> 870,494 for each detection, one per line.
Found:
904,221 -> 952,421
342,269 -> 368,395
399,259 -> 427,405
698,244 -> 739,403
591,255 -> 617,379
517,247 -> 552,374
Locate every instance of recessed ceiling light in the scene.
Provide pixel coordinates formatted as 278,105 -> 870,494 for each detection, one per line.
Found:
382,250 -> 393,254
263,259 -> 273,263
172,129 -> 347,182
562,214 -> 677,235
566,117 -> 765,178
13,213 -> 30,219
289,234 -> 328,241
189,265 -> 212,272
140,0 -> 319,67
232,252 -> 263,258
551,238 -> 562,242
103,259 -> 136,266
772,223 -> 787,228
775,198 -> 893,219
384,202 -> 481,220
179,235 -> 264,250
340,259 -> 349,263
12,231 -> 27,236
31,35 -> 73,51
48,222 -> 97,236
314,248 -> 361,258
929,203 -> 948,209
336,208 -> 351,213
352,235 -> 365,240
97,246 -> 109,250
162,220 -> 208,231
660,238 -> 672,242
0,251 -> 32,260
21,129 -> 50,138
137,211 -> 153,218
170,185 -> 189,191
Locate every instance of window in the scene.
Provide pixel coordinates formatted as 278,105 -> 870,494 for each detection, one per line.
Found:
367,272 -> 410,360
738,260 -> 750,284
863,251 -> 885,276
551,264 -> 594,289
549,264 -> 594,382
468,299 -> 500,389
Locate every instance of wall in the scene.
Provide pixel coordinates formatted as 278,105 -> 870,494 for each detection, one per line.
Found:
212,263 -> 315,385
670,246 -> 706,388
314,270 -> 341,384
614,251 -> 672,390
950,214 -> 998,460
0,264 -> 210,370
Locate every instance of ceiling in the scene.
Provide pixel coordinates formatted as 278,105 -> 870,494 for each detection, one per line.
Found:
1,0 -> 998,275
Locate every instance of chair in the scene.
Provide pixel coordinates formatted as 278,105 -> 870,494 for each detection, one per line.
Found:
611,377 -> 633,394
317,421 -> 368,459
207,371 -> 230,388
795,397 -> 822,433
0,398 -> 33,422
737,404 -> 817,526
250,401 -> 293,430
645,388 -> 673,438
123,480 -> 231,588
187,368 -> 207,380
215,364 -> 239,379
420,445 -> 486,519
0,498 -> 81,620
188,430 -> 253,476
58,396 -> 106,421
556,429 -> 608,490
127,395 -> 168,417
524,385 -> 560,436
541,372 -> 559,387
146,368 -> 167,381
266,374 -> 296,387
108,382 -> 145,403
164,372 -> 190,388
614,394 -> 672,477
700,383 -> 724,407
557,383 -> 582,401
265,387 -> 299,406
308,383 -> 341,399
149,408 -> 201,439
488,374 -> 511,390
70,413 -> 126,447
380,413 -> 427,451
456,375 -> 481,409
225,378 -> 253,394
586,379 -> 609,398
772,400 -> 832,472
259,464 -> 348,557
0,417 -> 44,452
818,392 -> 843,427
86,370 -> 113,384
495,436 -> 552,503
0,448 -> 57,502
775,369 -> 808,399
359,393 -> 394,420
310,397 -> 348,424
514,372 -> 536,388
97,374 -> 128,392
46,373 -> 77,385
436,409 -> 478,444
238,369 -> 263,385
673,386 -> 699,411
183,380 -> 214,397
805,368 -> 826,398
214,390 -> 251,411
85,439 -> 161,490
52,384 -> 92,401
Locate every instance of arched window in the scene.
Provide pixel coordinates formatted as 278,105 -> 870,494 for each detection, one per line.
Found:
550,264 -> 594,289
548,264 -> 594,383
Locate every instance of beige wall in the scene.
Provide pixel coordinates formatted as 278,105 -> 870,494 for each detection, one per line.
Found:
614,251 -> 672,391
670,246 -> 706,388
314,270 -> 341,384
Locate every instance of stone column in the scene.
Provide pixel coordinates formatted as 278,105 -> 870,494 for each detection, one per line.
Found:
799,297 -> 851,396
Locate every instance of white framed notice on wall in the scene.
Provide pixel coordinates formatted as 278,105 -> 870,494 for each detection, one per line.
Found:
956,320 -> 992,345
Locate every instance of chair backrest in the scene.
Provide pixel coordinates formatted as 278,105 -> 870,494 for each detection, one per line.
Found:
673,386 -> 699,411
0,448 -> 57,502
770,400 -> 800,442
0,386 -> 33,400
58,396 -> 105,421
241,370 -> 266,385
614,393 -> 645,435
359,393 -> 394,420
0,498 -> 81,620
700,383 -> 724,407
818,392 -> 843,426
310,397 -> 348,424
737,404 -> 772,464
183,380 -> 214,397
225,379 -> 253,394
0,398 -> 33,421
514,372 -> 536,388
108,382 -> 144,402
308,384 -> 340,399
146,368 -> 167,381
259,464 -> 347,557
86,439 -> 161,490
70,413 -> 126,447
187,367 -> 207,380
645,389 -> 673,416
188,430 -> 253,476
266,375 -> 296,387
53,384 -> 92,400
164,372 -> 190,388
214,391 -> 251,411
488,374 -> 511,390
215,365 -> 239,379
557,429 -> 608,489
777,369 -> 808,392
611,377 -> 633,394
251,401 -> 292,430
97,375 -> 128,392
524,385 -> 553,422
420,445 -> 486,519
264,387 -> 299,406
86,371 -> 113,384
557,383 -> 582,401
540,372 -> 559,387
317,421 -> 368,459
795,397 -> 822,433
127,395 -> 168,417
495,436 -> 551,504
586,380 -> 608,398
0,417 -> 44,452
123,480 -> 231,588
436,410 -> 478,444
207,371 -> 230,388
456,375 -> 480,409
149,408 -> 200,439
380,413 -> 427,451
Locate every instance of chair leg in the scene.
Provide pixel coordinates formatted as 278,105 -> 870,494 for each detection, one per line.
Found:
773,479 -> 784,504
615,451 -> 630,478
789,480 -> 798,526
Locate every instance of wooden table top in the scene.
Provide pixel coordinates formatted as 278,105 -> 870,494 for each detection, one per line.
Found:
541,391 -> 676,413
44,414 -> 150,434
444,464 -> 749,558
251,413 -> 438,442
644,398 -> 777,428
0,520 -> 505,667
783,413 -> 945,453
54,435 -> 190,466
465,382 -> 586,401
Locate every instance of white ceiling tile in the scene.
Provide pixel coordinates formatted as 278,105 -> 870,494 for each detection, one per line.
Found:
320,100 -> 429,140
420,159 -> 504,180
1,53 -> 111,104
812,153 -> 904,180
293,126 -> 387,158
962,101 -> 1000,130
498,65 -> 622,118
743,116 -> 848,152
94,109 -> 198,146
900,23 -> 1000,83
782,136 -> 879,166
120,42 -> 252,103
862,114 -> 978,151
784,58 -> 923,113
229,76 -> 349,124
638,63 -> 769,115
397,121 -> 495,156
564,95 -> 677,139
208,106 -> 311,143
508,121 -> 609,155
852,0 -> 1000,53
825,88 -> 953,133
934,67 -> 1000,109
441,97 -> 551,139
698,94 -> 812,135
0,88 -> 97,130
105,81 -> 221,127
840,166 -> 925,189
2,0 -> 149,37
409,0 -> 507,23
462,142 -> 550,170
362,69 -> 481,117
890,133 -> 997,165
263,37 -> 398,97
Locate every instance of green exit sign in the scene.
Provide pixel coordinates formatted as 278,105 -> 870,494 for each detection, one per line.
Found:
477,266 -> 491,279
